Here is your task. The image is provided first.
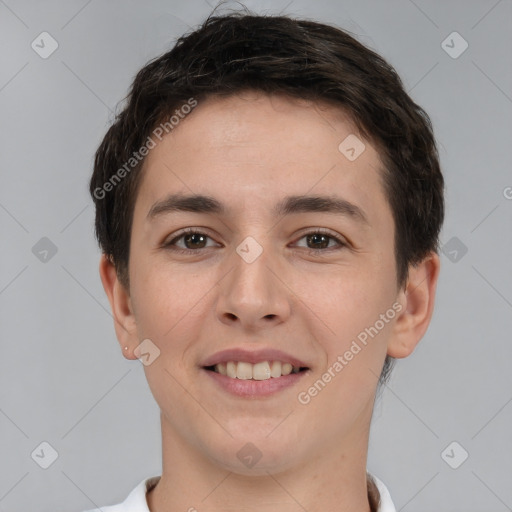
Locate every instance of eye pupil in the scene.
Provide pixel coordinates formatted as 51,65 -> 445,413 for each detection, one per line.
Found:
185,233 -> 207,249
307,233 -> 329,249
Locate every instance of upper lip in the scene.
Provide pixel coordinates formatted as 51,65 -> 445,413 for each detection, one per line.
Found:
201,348 -> 309,368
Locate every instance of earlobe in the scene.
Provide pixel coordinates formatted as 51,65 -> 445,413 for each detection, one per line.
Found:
387,252 -> 441,359
98,254 -> 139,359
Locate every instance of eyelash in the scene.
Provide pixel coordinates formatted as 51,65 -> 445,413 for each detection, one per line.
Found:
162,227 -> 347,256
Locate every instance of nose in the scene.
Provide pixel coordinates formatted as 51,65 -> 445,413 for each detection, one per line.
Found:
215,241 -> 291,331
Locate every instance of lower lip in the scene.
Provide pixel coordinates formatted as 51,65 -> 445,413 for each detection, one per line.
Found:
202,368 -> 309,398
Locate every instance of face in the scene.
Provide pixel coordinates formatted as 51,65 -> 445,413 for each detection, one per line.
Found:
124,92 -> 403,474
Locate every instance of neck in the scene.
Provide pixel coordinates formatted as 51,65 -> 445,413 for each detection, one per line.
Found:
147,406 -> 378,512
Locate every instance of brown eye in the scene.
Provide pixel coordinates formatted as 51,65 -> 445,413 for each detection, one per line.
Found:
164,229 -> 219,253
294,230 -> 346,253
181,232 -> 208,249
306,233 -> 331,249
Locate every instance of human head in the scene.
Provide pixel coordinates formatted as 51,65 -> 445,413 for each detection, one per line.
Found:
90,11 -> 444,390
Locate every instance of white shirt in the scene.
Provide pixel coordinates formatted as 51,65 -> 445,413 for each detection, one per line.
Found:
84,473 -> 396,512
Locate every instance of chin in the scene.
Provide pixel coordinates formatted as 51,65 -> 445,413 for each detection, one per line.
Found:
206,430 -> 303,476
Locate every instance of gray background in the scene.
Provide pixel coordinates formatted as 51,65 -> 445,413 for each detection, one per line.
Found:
1,0 -> 511,511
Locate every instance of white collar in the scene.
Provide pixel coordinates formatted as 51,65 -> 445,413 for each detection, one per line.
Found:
86,473 -> 396,511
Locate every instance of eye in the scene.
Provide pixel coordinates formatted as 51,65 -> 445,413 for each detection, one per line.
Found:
163,228 -> 220,253
162,228 -> 347,255
294,229 -> 347,253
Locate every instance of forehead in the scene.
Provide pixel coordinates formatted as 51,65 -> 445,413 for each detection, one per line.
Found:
133,92 -> 390,227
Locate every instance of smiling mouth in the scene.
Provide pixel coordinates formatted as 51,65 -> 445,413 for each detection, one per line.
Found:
204,361 -> 309,380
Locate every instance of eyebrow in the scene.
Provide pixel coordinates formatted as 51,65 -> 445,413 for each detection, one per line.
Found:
147,193 -> 369,225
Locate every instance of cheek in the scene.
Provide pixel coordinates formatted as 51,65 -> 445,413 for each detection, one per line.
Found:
299,262 -> 396,356
129,257 -> 204,343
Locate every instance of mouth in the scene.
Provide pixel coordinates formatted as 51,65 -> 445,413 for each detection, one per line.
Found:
203,361 -> 309,380
200,348 -> 311,397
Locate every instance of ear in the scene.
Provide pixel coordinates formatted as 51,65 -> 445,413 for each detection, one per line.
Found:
98,254 -> 139,359
387,251 -> 441,358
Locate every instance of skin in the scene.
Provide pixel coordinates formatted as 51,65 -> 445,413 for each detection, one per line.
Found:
100,91 -> 440,512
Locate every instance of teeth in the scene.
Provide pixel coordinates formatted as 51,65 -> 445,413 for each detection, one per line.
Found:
213,360 -> 303,380
270,361 -> 281,378
281,362 -> 293,376
236,362 -> 252,380
226,361 -> 237,379
253,361 -> 271,380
